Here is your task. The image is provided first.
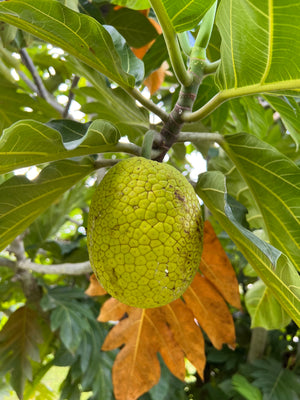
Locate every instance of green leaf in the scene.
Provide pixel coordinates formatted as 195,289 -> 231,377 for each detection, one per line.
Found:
104,25 -> 144,84
231,374 -> 262,400
160,0 -> 216,33
0,82 -> 61,132
0,306 -> 43,398
0,0 -> 139,88
249,358 -> 300,400
196,171 -> 300,328
216,0 -> 300,97
111,0 -> 150,9
67,60 -> 148,140
24,179 -> 90,259
223,133 -> 300,270
0,119 -> 119,174
264,95 -> 300,148
0,158 -> 95,251
106,7 -> 158,48
208,152 -> 263,229
143,34 -> 168,77
41,287 -> 94,353
57,0 -> 79,12
245,280 -> 291,329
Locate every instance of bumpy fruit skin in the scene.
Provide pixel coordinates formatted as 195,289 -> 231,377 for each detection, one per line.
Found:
87,157 -> 203,308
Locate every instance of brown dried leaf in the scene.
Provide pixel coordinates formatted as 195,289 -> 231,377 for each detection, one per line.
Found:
98,297 -> 130,322
102,307 -> 185,400
184,274 -> 236,349
86,223 -> 241,399
85,273 -> 107,296
201,221 -> 242,309
162,299 -> 206,379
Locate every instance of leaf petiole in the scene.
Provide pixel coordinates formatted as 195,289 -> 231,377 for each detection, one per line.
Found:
149,0 -> 193,87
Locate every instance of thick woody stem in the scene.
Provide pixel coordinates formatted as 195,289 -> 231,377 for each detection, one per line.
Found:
153,49 -> 205,161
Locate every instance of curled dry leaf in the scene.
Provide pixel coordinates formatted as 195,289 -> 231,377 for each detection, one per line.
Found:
85,221 -> 241,400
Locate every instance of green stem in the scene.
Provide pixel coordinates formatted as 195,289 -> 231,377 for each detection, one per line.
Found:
203,59 -> 221,75
178,32 -> 192,56
194,1 -> 218,49
182,78 -> 300,122
182,92 -> 224,122
176,131 -> 223,145
128,87 -> 169,122
149,0 -> 192,87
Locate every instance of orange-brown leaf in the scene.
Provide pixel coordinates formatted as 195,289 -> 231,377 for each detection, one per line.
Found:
85,274 -> 107,296
144,61 -> 169,95
102,307 -> 185,400
98,297 -> 130,322
201,221 -> 242,309
162,299 -> 206,379
184,273 -> 236,350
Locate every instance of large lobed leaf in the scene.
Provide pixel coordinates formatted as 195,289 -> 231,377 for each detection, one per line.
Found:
0,119 -> 119,174
158,0 -> 216,33
0,158 -> 95,251
216,0 -> 300,96
196,171 -> 300,328
0,0 -> 142,88
87,222 -> 240,400
223,133 -> 300,270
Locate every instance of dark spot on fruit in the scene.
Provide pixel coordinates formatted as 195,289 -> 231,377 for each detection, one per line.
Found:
174,190 -> 185,202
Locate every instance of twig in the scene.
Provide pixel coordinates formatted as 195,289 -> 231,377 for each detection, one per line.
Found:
128,87 -> 169,122
176,131 -> 223,144
19,48 -> 66,116
62,75 -> 80,118
20,48 -> 49,99
17,69 -> 39,92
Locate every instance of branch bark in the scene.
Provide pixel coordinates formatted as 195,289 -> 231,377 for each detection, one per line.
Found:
1,256 -> 92,275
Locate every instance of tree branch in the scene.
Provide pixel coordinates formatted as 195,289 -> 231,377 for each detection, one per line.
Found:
20,48 -> 49,98
6,237 -> 42,302
62,75 -> 80,118
176,131 -> 223,144
25,260 -> 91,275
1,256 -> 92,275
128,87 -> 169,122
19,48 -> 67,116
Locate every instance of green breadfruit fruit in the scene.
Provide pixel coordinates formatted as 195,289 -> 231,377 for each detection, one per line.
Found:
87,157 -> 203,308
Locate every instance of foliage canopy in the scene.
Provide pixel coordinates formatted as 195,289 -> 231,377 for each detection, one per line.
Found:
0,0 -> 299,399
